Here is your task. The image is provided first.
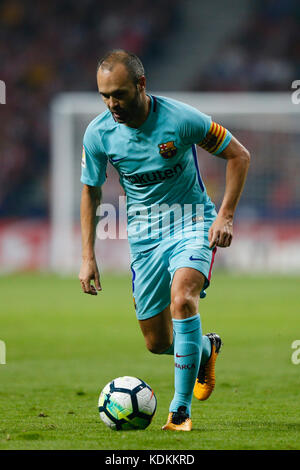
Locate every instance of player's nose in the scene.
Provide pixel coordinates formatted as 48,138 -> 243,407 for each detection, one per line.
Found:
108,96 -> 119,110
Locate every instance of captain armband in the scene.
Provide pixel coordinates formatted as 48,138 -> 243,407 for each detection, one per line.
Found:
198,122 -> 228,155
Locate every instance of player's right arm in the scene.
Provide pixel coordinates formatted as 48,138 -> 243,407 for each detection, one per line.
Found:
79,124 -> 108,295
79,184 -> 102,295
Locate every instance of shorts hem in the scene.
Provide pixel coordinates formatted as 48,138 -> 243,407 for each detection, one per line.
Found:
170,263 -> 210,284
136,301 -> 171,321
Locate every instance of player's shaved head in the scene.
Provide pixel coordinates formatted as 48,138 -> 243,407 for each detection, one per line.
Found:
97,49 -> 150,128
97,49 -> 145,85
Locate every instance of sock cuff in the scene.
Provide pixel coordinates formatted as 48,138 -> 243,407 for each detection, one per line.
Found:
172,313 -> 200,333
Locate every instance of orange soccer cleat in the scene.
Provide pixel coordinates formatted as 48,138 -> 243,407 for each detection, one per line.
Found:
162,406 -> 192,431
194,333 -> 222,401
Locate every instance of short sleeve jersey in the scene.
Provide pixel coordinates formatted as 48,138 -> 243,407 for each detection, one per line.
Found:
81,95 -> 232,252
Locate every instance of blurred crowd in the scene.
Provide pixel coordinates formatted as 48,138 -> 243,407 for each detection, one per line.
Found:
0,0 -> 181,217
191,0 -> 300,221
0,0 -> 299,220
194,0 -> 300,91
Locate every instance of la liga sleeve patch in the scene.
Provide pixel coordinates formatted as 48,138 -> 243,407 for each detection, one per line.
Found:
81,146 -> 86,168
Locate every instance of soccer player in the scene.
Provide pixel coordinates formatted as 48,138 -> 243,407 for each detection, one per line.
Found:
79,50 -> 250,431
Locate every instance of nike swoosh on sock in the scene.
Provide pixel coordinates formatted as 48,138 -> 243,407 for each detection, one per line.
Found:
175,352 -> 195,358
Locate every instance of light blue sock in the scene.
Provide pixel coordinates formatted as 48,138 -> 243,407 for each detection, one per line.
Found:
200,335 -> 212,366
169,313 -> 202,416
162,333 -> 210,359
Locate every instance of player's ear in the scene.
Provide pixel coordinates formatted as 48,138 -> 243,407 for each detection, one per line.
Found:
137,75 -> 146,92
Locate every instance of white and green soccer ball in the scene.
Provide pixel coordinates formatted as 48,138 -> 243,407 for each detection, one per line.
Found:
98,376 -> 157,430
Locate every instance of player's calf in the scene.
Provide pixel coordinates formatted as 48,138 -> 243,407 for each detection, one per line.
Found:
139,305 -> 173,354
145,337 -> 173,355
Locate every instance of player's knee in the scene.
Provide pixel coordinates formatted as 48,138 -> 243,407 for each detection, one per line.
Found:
170,294 -> 196,318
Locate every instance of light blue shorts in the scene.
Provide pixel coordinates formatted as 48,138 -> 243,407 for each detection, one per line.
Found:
130,231 -> 217,321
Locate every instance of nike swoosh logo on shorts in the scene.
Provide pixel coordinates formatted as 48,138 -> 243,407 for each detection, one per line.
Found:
189,255 -> 205,261
110,156 -> 126,163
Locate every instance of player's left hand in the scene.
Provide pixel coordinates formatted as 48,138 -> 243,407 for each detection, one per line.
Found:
208,215 -> 233,249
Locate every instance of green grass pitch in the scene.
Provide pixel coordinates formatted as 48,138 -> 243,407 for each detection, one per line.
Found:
0,271 -> 300,450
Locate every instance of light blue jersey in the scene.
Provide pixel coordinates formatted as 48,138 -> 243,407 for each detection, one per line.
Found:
81,95 -> 232,253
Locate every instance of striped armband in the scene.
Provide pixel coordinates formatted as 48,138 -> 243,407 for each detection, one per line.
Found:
198,122 -> 227,154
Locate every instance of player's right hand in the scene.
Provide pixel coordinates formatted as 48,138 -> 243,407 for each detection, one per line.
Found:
79,258 -> 102,295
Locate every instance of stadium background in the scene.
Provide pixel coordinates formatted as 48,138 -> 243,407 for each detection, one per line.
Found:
1,0 -> 299,274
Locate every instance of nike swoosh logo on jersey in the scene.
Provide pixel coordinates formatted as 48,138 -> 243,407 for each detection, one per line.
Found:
175,352 -> 195,358
189,255 -> 205,261
110,157 -> 126,163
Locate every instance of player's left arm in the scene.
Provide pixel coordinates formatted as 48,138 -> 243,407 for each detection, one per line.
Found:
179,106 -> 250,248
206,134 -> 250,248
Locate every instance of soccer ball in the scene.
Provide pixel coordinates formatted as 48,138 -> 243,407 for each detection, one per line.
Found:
98,376 -> 157,430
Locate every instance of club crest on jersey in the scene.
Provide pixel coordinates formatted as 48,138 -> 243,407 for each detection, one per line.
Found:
158,141 -> 177,159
